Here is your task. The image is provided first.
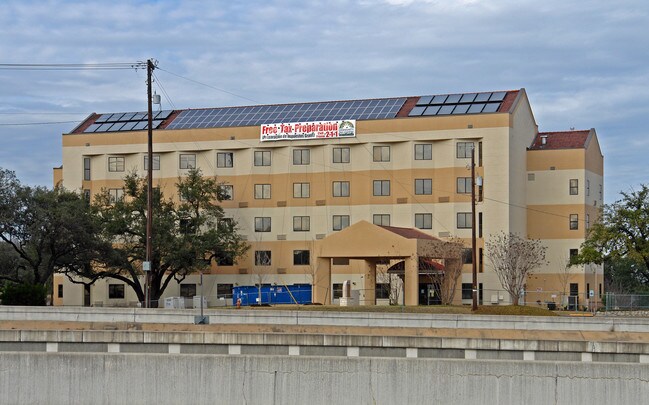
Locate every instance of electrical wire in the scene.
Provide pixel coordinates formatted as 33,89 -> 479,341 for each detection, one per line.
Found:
156,67 -> 260,104
0,120 -> 81,126
0,62 -> 145,70
152,71 -> 176,110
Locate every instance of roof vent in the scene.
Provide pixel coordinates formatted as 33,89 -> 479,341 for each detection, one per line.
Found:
540,135 -> 548,145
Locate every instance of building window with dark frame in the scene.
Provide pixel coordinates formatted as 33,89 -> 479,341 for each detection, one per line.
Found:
254,150 -> 271,166
254,250 -> 271,266
217,152 -> 234,168
373,145 -> 390,162
333,147 -> 350,163
108,156 -> 125,172
179,284 -> 197,298
415,213 -> 432,229
569,214 -> 579,230
373,180 -> 390,196
293,250 -> 310,265
457,177 -> 472,194
293,216 -> 310,232
83,157 -> 91,180
293,149 -> 310,165
333,215 -> 350,231
415,178 -> 432,195
462,283 -> 473,300
457,212 -> 472,229
293,182 -> 310,198
108,188 -> 124,204
57,284 -> 63,298
414,143 -> 432,160
373,214 -> 390,226
375,284 -> 390,299
332,283 -> 343,300
143,154 -> 160,171
217,284 -> 234,298
254,217 -> 271,232
108,284 -> 125,299
456,142 -> 475,158
218,185 -> 233,200
333,181 -> 350,197
254,184 -> 271,199
569,179 -> 578,195
179,154 -> 196,169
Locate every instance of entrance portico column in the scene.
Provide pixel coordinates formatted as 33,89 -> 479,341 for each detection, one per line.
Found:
314,257 -> 332,305
404,256 -> 418,306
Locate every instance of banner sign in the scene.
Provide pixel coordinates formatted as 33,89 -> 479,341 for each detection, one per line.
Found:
260,120 -> 356,142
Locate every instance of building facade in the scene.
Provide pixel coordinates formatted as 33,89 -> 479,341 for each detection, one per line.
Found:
52,88 -> 603,308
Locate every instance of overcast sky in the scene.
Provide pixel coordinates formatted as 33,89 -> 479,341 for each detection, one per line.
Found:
1,0 -> 647,203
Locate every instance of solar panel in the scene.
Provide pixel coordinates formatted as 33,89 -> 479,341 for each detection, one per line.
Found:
166,98 -> 407,130
474,93 -> 491,102
406,91 -> 507,116
84,110 -> 169,133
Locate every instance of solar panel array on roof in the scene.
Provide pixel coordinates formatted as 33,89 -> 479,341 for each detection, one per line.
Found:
166,98 -> 407,130
84,110 -> 172,133
408,91 -> 506,117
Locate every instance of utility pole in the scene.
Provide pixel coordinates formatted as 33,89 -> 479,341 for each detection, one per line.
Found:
144,59 -> 155,308
471,147 -> 478,311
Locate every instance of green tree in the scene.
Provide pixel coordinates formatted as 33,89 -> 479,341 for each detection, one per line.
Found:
0,168 -> 107,291
576,185 -> 649,289
72,169 -> 248,306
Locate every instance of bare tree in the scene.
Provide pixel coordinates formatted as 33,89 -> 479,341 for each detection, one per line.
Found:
420,238 -> 465,305
556,254 -> 574,307
485,232 -> 547,305
376,263 -> 403,305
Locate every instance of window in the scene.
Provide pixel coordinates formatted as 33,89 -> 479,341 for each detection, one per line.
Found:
332,283 -> 343,300
219,217 -> 234,231
179,154 -> 196,169
570,214 -> 579,230
415,213 -> 432,229
414,143 -> 432,160
457,212 -> 472,229
457,177 -> 472,194
569,248 -> 579,264
57,284 -> 63,298
108,284 -> 125,299
462,248 -> 473,264
293,250 -> 310,265
599,184 -> 603,200
83,157 -> 91,181
478,212 -> 483,238
479,248 -> 484,272
373,214 -> 390,226
215,249 -> 234,266
373,180 -> 390,196
586,214 -> 590,229
456,142 -> 475,158
376,284 -> 390,299
217,152 -> 234,168
108,188 -> 124,203
333,147 -> 350,163
415,179 -> 432,195
333,181 -> 350,197
254,217 -> 271,232
586,179 -> 590,196
373,145 -> 390,162
462,283 -> 473,300
293,216 -> 310,232
143,154 -> 160,171
254,150 -> 271,166
293,149 -> 310,165
254,184 -> 271,199
179,284 -> 197,298
108,156 -> 125,172
218,185 -> 233,200
478,141 -> 483,167
293,182 -> 310,198
255,250 -> 271,266
528,173 -> 535,181
569,179 -> 578,195
217,284 -> 233,298
83,189 -> 91,202
333,215 -> 350,231
332,258 -> 349,266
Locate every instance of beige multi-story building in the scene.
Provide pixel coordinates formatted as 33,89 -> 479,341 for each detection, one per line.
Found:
52,88 -> 603,308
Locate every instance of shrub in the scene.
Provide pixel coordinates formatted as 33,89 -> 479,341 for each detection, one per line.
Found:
0,283 -> 47,306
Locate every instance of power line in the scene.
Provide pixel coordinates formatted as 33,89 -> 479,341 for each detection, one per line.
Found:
0,62 -> 145,71
0,120 -> 81,126
156,67 -> 259,104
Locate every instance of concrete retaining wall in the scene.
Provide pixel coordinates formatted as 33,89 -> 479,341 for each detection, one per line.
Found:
2,306 -> 649,332
1,352 -> 647,405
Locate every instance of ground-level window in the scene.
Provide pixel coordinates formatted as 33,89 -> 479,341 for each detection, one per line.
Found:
462,283 -> 473,300
179,284 -> 197,298
332,283 -> 343,300
108,284 -> 125,299
375,283 -> 390,299
217,284 -> 233,298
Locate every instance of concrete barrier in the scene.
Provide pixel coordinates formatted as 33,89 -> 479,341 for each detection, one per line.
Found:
1,352 -> 647,405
